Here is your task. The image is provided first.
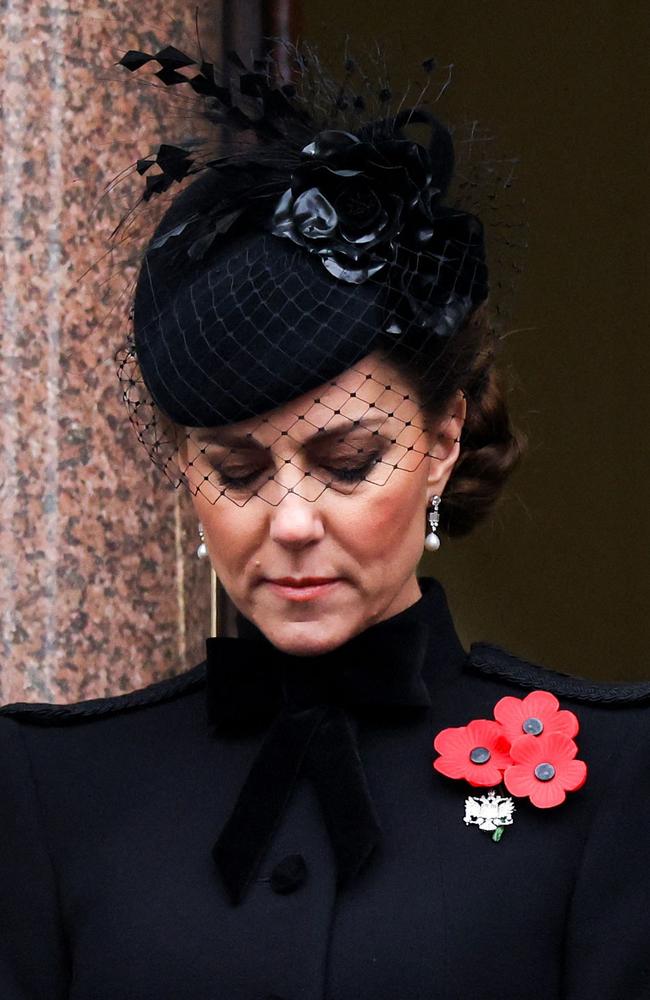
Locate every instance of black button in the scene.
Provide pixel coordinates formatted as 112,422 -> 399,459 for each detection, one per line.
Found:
270,853 -> 308,894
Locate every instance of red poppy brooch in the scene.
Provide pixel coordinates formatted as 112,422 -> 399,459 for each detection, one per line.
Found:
433,690 -> 588,841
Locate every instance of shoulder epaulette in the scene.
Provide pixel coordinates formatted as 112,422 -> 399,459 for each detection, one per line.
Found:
0,662 -> 207,725
467,642 -> 650,704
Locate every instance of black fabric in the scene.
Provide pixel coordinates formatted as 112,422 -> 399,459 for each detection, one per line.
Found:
1,577 -> 649,1000
468,641 -> 650,702
125,56 -> 491,428
207,608 -> 430,902
206,605 -> 432,726
133,220 -> 387,426
132,172 -> 487,426
269,853 -> 307,894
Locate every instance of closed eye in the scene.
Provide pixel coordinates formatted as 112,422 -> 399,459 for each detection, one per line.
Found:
320,452 -> 381,482
211,452 -> 382,489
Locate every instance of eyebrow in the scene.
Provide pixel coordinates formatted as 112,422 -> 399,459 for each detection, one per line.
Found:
199,415 -> 387,450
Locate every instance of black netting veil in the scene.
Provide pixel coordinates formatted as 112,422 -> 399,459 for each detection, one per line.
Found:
110,32 -> 525,510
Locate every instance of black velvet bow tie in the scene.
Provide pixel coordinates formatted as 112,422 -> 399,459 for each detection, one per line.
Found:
205,615 -> 432,904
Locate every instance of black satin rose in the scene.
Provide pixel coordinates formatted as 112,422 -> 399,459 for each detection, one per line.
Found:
271,129 -> 437,284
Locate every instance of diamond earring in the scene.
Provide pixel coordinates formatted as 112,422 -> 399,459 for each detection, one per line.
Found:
424,496 -> 442,552
196,523 -> 208,560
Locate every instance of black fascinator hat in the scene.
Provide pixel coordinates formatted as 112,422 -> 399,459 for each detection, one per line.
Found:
114,40 -> 519,507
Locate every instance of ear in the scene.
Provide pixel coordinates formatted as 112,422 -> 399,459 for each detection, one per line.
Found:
424,389 -> 466,497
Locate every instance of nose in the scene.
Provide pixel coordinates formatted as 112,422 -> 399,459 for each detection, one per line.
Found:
268,490 -> 325,549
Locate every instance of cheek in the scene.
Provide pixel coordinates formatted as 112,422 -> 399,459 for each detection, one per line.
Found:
191,497 -> 262,580
337,472 -> 426,561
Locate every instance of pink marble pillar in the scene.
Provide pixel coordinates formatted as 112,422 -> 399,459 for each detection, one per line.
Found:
0,4 -> 228,703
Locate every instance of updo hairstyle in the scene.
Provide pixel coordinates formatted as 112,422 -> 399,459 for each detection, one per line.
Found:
384,301 -> 525,537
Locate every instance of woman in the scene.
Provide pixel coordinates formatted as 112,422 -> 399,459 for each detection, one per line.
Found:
1,41 -> 649,1000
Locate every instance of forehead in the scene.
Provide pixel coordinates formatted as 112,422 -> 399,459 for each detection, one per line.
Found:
202,352 -> 422,448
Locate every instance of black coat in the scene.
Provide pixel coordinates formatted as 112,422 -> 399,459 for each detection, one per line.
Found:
1,577 -> 649,1000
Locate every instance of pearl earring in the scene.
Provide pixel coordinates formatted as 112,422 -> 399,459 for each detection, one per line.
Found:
196,523 -> 208,560
424,496 -> 442,552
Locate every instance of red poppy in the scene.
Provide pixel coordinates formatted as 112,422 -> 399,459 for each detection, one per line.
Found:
433,719 -> 513,788
493,689 -> 579,744
504,732 -> 587,808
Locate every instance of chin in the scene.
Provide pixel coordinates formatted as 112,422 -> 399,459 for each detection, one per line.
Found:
263,617 -> 355,658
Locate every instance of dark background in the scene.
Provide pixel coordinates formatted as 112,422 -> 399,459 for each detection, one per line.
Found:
301,0 -> 649,679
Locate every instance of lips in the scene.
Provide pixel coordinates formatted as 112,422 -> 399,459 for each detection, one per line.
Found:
263,577 -> 342,602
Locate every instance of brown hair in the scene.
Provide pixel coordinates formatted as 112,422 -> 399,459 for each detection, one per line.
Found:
381,302 -> 526,537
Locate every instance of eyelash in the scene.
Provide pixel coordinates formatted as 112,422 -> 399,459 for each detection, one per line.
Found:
215,453 -> 381,489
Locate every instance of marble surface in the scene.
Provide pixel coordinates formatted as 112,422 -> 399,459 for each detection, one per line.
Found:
0,3 -> 225,703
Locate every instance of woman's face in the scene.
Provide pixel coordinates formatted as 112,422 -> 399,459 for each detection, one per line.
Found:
181,352 -> 465,655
